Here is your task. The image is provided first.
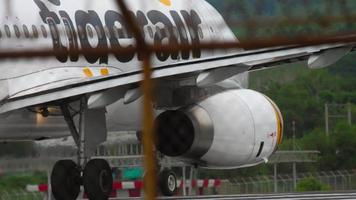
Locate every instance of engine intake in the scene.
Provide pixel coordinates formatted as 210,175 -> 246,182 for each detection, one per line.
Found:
156,105 -> 213,158
155,89 -> 283,169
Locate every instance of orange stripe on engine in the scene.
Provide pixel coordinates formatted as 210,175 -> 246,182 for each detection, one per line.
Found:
264,95 -> 284,145
274,108 -> 283,145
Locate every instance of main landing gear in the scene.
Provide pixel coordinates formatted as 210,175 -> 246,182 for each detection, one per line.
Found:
51,159 -> 113,200
51,98 -> 113,200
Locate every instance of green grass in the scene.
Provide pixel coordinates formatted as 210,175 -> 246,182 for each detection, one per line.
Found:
0,171 -> 47,193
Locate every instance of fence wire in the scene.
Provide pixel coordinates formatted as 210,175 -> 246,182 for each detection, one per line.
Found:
219,170 -> 356,195
1,1 -> 356,200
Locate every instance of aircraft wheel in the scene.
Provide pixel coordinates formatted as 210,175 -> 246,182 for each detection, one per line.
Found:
51,160 -> 81,200
83,159 -> 113,200
159,169 -> 177,196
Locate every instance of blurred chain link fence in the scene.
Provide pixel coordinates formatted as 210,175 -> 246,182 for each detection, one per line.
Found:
219,169 -> 356,194
1,1 -> 356,199
0,132 -> 181,172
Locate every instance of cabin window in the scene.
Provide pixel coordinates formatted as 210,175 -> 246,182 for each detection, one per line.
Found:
32,25 -> 39,38
189,27 -> 196,39
64,25 -> 72,40
14,25 -> 20,38
113,26 -> 119,39
95,25 -> 103,39
172,27 -> 179,38
4,25 -> 10,38
23,25 -> 30,38
147,26 -> 153,38
47,19 -> 59,40
86,25 -> 94,38
41,25 -> 47,38
63,23 -> 72,40
104,26 -> 110,38
180,27 -> 188,40
122,28 -> 128,38
78,25 -> 85,39
198,27 -> 204,39
155,26 -> 162,38
164,27 -> 170,38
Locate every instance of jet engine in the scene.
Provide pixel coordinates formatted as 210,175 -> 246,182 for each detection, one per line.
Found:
155,89 -> 283,169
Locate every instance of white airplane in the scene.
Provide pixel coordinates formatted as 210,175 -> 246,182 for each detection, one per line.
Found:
0,0 -> 354,199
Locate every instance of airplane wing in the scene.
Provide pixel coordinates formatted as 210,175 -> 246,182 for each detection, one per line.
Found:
0,42 -> 354,113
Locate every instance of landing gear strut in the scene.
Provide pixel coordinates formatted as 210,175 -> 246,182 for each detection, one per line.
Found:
51,98 -> 112,200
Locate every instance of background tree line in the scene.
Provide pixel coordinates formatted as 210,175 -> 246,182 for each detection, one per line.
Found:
200,0 -> 356,179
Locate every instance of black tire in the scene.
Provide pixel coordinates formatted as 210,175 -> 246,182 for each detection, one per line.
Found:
83,159 -> 113,200
51,160 -> 81,200
159,170 -> 177,196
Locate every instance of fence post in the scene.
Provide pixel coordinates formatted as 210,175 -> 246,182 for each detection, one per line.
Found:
274,163 -> 278,193
329,171 -> 337,190
47,170 -> 52,200
348,102 -> 352,126
182,166 -> 186,196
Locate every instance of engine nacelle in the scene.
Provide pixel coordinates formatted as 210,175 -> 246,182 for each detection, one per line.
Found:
155,89 -> 283,169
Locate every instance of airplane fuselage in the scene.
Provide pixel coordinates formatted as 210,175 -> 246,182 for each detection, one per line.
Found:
0,0 -> 239,140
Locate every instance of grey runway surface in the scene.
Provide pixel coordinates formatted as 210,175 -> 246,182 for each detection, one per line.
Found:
110,191 -> 356,200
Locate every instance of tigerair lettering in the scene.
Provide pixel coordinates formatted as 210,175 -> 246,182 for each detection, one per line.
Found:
34,0 -> 203,64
